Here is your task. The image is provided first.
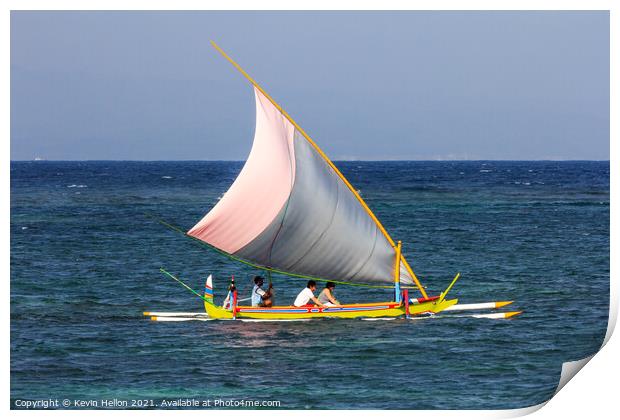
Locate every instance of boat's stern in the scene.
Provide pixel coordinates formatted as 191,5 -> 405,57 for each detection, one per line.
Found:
202,275 -> 234,319
204,300 -> 234,319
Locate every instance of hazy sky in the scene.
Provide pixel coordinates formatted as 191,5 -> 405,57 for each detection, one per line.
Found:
11,11 -> 609,160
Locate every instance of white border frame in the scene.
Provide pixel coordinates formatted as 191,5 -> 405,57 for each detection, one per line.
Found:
4,2 -> 616,419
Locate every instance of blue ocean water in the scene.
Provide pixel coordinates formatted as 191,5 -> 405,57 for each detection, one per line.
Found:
10,160 -> 609,409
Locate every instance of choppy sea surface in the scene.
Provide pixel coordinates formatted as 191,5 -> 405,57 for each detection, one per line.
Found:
10,161 -> 609,409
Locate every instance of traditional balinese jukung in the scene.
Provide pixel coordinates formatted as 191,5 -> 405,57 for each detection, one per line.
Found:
155,42 -> 521,321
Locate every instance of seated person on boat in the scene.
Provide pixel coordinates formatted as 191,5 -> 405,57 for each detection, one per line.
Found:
293,281 -> 326,308
251,276 -> 273,307
318,282 -> 340,307
222,279 -> 236,309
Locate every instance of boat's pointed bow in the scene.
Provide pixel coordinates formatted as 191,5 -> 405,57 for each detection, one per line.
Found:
433,298 -> 459,314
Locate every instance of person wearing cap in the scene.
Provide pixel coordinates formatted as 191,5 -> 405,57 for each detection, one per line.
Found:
251,276 -> 273,307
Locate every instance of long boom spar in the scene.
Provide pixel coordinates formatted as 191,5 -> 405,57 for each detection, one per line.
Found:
209,41 -> 428,298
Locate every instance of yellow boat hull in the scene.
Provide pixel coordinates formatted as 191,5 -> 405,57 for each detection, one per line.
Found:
203,298 -> 458,320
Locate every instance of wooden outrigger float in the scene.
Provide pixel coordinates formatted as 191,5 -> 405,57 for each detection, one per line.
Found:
153,42 -> 519,321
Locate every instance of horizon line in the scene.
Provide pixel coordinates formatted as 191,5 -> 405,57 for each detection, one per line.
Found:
10,158 -> 611,163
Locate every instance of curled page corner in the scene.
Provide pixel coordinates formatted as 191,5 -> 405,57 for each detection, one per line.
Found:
495,401 -> 548,418
488,355 -> 598,419
552,293 -> 618,396
602,293 -> 618,348
555,354 -> 595,395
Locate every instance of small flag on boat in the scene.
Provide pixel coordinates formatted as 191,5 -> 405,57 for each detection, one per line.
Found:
204,275 -> 214,303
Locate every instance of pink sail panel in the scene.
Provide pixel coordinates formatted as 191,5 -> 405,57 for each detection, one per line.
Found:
187,87 -> 296,253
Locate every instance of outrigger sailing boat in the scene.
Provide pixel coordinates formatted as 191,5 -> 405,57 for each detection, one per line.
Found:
156,42 -> 519,321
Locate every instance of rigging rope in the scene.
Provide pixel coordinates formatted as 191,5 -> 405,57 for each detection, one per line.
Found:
160,267 -> 210,303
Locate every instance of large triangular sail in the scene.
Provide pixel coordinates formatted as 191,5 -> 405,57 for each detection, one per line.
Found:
188,42 -> 427,293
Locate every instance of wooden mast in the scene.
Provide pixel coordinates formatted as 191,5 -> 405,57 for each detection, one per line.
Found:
394,240 -> 402,303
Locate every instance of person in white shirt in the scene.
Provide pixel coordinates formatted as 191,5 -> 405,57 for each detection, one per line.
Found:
293,280 -> 326,307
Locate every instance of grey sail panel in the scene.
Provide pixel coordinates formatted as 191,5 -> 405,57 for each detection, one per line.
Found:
235,129 -> 414,285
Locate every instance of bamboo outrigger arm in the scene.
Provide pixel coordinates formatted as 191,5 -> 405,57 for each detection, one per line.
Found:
209,41 -> 429,299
